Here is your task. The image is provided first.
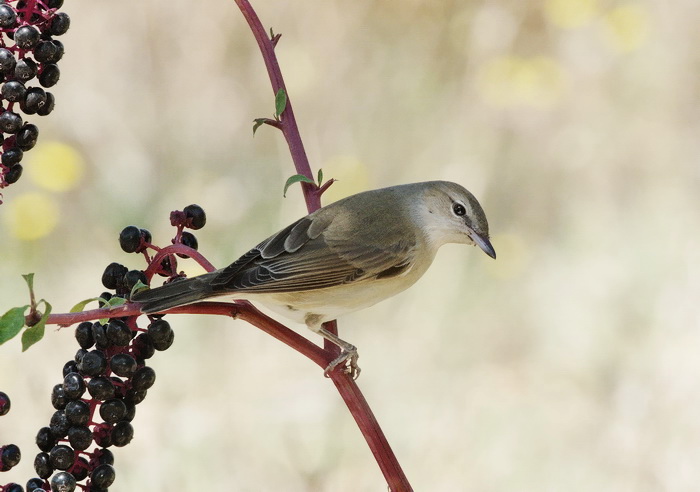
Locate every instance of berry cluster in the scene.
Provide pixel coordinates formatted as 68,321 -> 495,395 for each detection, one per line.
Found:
0,204 -> 207,492
0,391 -> 24,492
0,0 -> 70,190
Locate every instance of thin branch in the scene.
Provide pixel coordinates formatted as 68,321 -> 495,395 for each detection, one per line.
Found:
234,0 -> 320,213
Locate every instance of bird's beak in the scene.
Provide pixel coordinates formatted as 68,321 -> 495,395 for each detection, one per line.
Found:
470,231 -> 496,259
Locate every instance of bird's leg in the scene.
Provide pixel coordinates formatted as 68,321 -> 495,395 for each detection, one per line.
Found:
317,326 -> 360,379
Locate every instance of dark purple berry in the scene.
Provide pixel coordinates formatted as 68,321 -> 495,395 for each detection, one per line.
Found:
132,332 -> 155,360
48,444 -> 74,471
183,204 -> 206,229
0,48 -> 15,72
124,388 -> 147,405
26,477 -> 45,492
91,464 -> 116,489
180,231 -> 198,254
101,262 -> 128,290
92,423 -> 112,448
131,366 -> 156,391
0,111 -> 22,133
2,80 -> 26,102
119,225 -> 141,253
148,319 -> 173,350
16,123 -> 39,150
62,372 -> 85,400
123,269 -> 147,291
64,400 -> 90,426
0,391 -> 10,415
39,64 -> 60,87
15,25 -> 41,49
21,86 -> 46,114
63,358 -> 79,376
50,384 -> 68,410
1,147 -> 23,166
0,4 -> 16,29
15,57 -> 38,82
111,421 -> 134,447
74,321 -> 94,349
100,399 -> 127,424
3,483 -> 22,492
110,353 -> 137,377
91,322 -> 110,350
49,411 -> 69,438
37,91 -> 55,116
1,443 -> 21,469
4,164 -> 22,184
106,319 -> 132,346
50,12 -> 70,35
36,426 -> 57,452
34,452 -> 52,479
87,377 -> 116,401
124,399 -> 136,421
48,0 -> 64,8
50,471 -> 76,492
67,425 -> 92,451
33,40 -> 58,63
78,349 -> 107,376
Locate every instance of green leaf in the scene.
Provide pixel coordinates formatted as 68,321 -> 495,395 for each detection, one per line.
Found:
283,174 -> 315,197
0,305 -> 29,345
129,280 -> 148,298
274,88 -> 287,118
22,273 -> 34,291
108,296 -> 128,308
252,118 -> 266,136
269,27 -> 275,39
70,297 -> 103,313
21,300 -> 52,351
317,168 -> 323,185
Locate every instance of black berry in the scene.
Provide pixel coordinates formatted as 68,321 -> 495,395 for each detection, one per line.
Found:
15,57 -> 38,82
74,321 -> 94,349
67,425 -> 92,451
0,48 -> 16,72
123,269 -> 147,291
131,366 -> 156,391
49,444 -> 74,471
49,411 -> 69,438
37,91 -> 55,116
21,86 -> 46,114
101,262 -> 128,290
16,123 -> 39,150
2,80 -> 26,102
36,426 -> 57,452
26,477 -> 45,492
34,452 -> 52,478
91,464 -> 116,489
50,384 -> 68,410
132,332 -> 155,360
78,349 -> 108,376
50,471 -> 76,492
100,399 -> 127,424
106,319 -> 132,346
0,4 -> 16,29
0,110 -> 22,133
50,12 -> 70,36
4,164 -> 22,184
110,353 -> 137,377
62,372 -> 86,400
1,443 -> 21,469
64,400 -> 90,426
111,420 -> 134,447
119,225 -> 141,253
87,376 -> 116,401
0,391 -> 10,415
183,204 -> 206,229
15,25 -> 41,49
39,63 -> 60,87
148,319 -> 174,351
91,322 -> 110,350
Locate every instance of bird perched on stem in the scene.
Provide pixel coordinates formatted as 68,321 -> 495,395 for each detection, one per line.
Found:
133,181 -> 495,377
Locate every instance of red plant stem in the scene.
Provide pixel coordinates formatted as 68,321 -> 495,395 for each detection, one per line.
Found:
233,2 -> 413,490
235,0 -> 320,213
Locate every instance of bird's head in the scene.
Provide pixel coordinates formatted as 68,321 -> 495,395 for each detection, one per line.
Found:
417,181 -> 496,259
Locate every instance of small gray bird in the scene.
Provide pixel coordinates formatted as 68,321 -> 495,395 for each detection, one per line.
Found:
133,181 -> 495,376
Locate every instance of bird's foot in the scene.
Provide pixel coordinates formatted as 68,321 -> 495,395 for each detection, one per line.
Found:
324,346 -> 360,379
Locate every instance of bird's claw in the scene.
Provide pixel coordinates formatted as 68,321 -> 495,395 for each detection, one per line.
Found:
324,347 -> 360,379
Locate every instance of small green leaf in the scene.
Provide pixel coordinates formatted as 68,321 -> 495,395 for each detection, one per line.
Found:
274,88 -> 287,118
317,168 -> 323,185
269,27 -> 275,39
252,118 -> 266,135
129,280 -> 148,298
70,297 -> 103,313
108,296 -> 128,308
22,273 -> 35,291
21,300 -> 52,351
0,305 -> 29,345
283,174 -> 315,197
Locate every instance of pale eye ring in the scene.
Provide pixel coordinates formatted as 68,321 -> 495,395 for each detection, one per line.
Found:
452,202 -> 466,216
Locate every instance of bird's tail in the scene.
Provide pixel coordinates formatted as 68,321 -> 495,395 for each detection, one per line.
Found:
131,273 -> 219,314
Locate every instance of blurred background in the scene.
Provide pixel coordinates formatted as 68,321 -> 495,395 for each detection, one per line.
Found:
1,0 -> 699,490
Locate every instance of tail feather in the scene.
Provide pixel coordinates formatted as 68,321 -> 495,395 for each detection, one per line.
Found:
132,273 -> 218,313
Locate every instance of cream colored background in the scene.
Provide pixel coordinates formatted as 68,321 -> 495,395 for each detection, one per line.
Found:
1,0 -> 699,490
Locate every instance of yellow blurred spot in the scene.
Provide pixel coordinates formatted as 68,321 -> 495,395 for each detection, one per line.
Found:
544,0 -> 599,28
26,141 -> 85,192
4,192 -> 59,240
604,4 -> 650,53
477,55 -> 566,108
484,233 -> 530,279
319,155 -> 372,204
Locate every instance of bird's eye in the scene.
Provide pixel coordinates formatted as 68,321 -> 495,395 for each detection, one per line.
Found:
452,202 -> 466,216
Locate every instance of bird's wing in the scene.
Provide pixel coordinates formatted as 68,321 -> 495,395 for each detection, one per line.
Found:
208,213 -> 417,294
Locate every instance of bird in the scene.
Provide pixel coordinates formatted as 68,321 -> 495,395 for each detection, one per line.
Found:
132,181 -> 495,377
